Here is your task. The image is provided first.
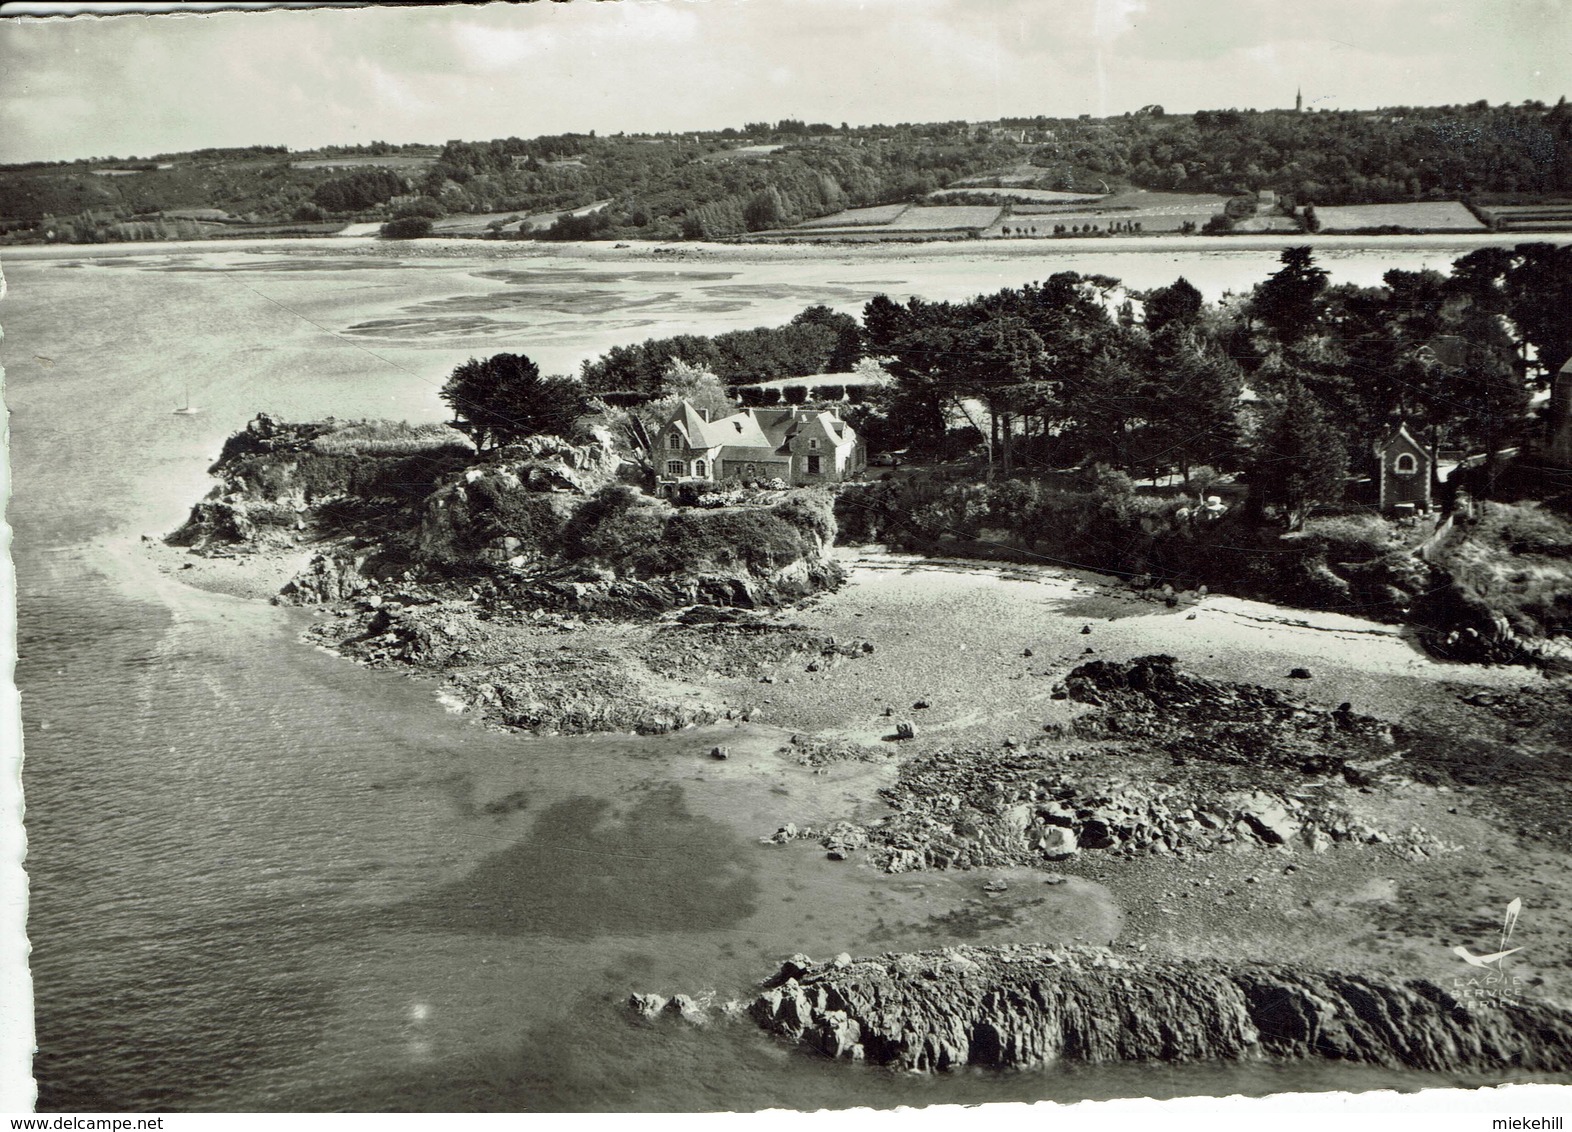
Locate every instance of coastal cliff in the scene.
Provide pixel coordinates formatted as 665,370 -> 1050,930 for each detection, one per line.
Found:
170,414 -> 846,613
167,414 -> 851,733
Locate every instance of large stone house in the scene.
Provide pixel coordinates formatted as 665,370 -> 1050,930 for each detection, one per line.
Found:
653,401 -> 866,492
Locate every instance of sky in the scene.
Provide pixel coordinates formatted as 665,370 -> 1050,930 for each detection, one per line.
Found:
0,0 -> 1568,164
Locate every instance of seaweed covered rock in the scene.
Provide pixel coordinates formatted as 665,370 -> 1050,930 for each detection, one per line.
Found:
750,945 -> 1572,1072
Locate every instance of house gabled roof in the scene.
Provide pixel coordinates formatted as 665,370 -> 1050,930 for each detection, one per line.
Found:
661,400 -> 860,455
1375,420 -> 1427,460
660,401 -> 729,449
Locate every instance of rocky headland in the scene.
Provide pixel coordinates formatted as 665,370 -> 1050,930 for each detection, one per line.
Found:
166,413 -> 851,733
164,414 -> 1572,1087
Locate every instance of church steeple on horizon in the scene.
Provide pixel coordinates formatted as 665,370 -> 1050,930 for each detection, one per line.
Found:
1296,87 -> 1303,112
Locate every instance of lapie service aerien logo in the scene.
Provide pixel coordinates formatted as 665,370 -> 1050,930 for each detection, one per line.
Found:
1452,898 -> 1528,1004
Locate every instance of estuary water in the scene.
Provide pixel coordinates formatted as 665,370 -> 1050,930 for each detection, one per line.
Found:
5,235 -> 1557,1111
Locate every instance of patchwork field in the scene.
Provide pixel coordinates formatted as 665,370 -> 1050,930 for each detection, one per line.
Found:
1012,189 -> 1231,215
1475,202 -> 1572,232
951,163 -> 1060,187
698,144 -> 787,162
1312,201 -> 1485,233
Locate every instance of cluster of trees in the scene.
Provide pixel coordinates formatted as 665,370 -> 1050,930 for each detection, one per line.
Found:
436,241 -> 1569,533
309,168 -> 409,213
858,242 -> 1571,525
579,305 -> 862,393
529,135 -> 1025,241
1023,100 -> 1572,203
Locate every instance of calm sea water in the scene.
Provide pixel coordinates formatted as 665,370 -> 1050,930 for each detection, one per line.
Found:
6,237 -> 1553,1111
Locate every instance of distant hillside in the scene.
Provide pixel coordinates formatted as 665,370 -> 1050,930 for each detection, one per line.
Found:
5,100 -> 1569,244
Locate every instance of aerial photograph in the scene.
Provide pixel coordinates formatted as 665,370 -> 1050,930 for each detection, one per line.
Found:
3,0 -> 1571,1117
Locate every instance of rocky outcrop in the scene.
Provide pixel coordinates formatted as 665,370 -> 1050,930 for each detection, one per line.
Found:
277,552 -> 375,604
748,946 -> 1572,1073
167,414 -> 473,553
864,759 -> 1432,872
842,656 -> 1449,871
302,595 -> 724,735
488,560 -> 847,618
448,656 -> 720,735
414,435 -> 627,570
172,417 -> 845,617
167,497 -> 308,551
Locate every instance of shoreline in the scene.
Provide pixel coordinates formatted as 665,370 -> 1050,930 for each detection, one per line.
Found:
5,228 -> 1569,266
134,526 -> 1572,1073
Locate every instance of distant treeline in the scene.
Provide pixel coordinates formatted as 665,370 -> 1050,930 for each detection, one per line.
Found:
5,101 -> 1569,242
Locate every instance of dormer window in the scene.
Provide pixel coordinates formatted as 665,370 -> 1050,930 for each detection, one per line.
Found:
668,431 -> 681,450
1394,453 -> 1417,475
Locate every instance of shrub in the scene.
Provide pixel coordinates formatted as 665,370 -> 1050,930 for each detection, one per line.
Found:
782,385 -> 809,406
380,216 -> 434,239
309,419 -> 469,457
467,477 -> 568,546
393,198 -> 445,220
736,386 -> 774,408
559,485 -> 668,565
770,490 -> 837,546
1475,501 -> 1572,558
1296,514 -> 1402,562
660,507 -> 816,575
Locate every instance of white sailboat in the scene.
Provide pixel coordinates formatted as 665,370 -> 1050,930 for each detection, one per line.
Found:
173,388 -> 199,416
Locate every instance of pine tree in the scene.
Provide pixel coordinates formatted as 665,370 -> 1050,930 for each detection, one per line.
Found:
1249,380 -> 1348,529
1251,246 -> 1330,344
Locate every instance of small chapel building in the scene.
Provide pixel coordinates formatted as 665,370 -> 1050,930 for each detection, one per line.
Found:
1375,421 -> 1432,514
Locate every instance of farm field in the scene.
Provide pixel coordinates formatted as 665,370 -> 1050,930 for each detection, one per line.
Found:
1011,189 -> 1231,215
796,204 -> 912,228
431,210 -> 531,235
1312,201 -> 1485,232
1232,214 -> 1304,233
776,203 -> 1003,240
699,144 -> 787,162
875,204 -> 1003,230
951,163 -> 1058,186
995,190 -> 1231,235
161,208 -> 232,221
1475,202 -> 1572,231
